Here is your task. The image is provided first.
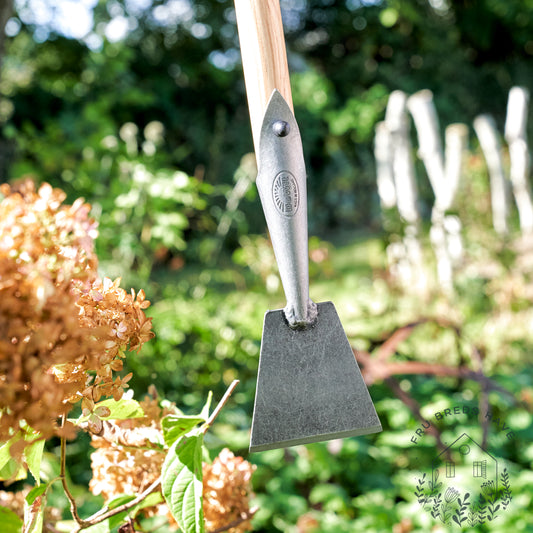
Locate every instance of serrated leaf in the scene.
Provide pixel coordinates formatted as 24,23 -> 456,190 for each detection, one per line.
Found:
161,415 -> 205,447
24,439 -> 45,485
0,507 -> 23,533
162,432 -> 205,533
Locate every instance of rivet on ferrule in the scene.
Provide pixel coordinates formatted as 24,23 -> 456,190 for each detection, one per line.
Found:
272,120 -> 290,137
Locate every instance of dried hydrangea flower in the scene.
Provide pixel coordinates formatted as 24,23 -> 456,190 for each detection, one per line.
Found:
89,392 -> 174,515
202,448 -> 256,533
0,179 -> 153,453
89,397 -> 256,532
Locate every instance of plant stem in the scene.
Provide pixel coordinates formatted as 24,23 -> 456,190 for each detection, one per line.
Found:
59,416 -> 86,528
202,379 -> 239,434
81,476 -> 162,528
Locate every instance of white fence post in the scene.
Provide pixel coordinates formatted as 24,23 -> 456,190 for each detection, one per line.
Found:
473,114 -> 510,235
407,90 -> 467,292
382,90 -> 427,291
505,86 -> 533,234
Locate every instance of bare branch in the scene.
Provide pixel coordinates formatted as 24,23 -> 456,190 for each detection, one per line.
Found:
80,476 -> 162,530
59,417 -> 86,528
203,379 -> 240,434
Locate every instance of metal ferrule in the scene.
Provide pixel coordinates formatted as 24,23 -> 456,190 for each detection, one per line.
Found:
256,90 -> 317,329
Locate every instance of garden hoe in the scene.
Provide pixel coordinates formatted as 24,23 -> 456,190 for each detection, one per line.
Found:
234,0 -> 382,453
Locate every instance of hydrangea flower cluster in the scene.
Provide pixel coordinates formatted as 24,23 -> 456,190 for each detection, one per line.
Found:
89,392 -> 256,532
202,448 -> 256,532
0,180 -> 153,447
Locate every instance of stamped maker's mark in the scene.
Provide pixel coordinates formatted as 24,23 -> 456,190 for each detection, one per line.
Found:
272,171 -> 299,217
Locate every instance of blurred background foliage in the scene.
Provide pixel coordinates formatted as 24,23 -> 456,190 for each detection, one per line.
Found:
1,0 -> 533,531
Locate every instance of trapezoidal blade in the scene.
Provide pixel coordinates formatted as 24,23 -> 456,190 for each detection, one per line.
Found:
250,301 -> 382,453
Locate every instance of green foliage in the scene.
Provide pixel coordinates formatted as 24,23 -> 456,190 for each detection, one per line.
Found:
0,425 -> 45,483
90,399 -> 145,421
0,507 -> 23,533
24,484 -> 48,533
162,432 -> 205,533
162,415 -> 206,448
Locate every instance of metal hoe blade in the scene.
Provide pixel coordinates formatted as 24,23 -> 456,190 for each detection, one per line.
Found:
250,302 -> 382,453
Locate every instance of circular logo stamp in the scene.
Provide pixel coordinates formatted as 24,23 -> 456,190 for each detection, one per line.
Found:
272,171 -> 299,217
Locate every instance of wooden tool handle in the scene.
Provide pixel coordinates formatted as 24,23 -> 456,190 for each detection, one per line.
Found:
234,0 -> 293,153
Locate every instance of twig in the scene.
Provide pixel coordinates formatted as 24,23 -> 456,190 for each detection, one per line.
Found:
375,320 -> 426,362
80,476 -> 162,530
202,379 -> 240,434
208,506 -> 258,533
59,416 -> 86,528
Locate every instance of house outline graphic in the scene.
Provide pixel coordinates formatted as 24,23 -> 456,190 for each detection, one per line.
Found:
432,433 -> 498,495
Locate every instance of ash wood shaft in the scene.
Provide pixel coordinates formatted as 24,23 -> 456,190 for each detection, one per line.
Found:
234,0 -> 293,153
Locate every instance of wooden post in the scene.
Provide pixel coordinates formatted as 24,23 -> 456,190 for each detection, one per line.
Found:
374,121 -> 396,210
407,90 -> 445,200
386,90 -> 419,226
474,114 -> 510,235
442,123 -> 468,212
383,90 -> 426,292
407,90 -> 467,292
505,86 -> 533,234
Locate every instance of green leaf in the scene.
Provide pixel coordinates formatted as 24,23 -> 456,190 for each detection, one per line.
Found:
200,391 -> 213,421
0,507 -> 23,533
161,415 -> 205,447
105,491 -> 164,529
74,399 -> 145,425
24,439 -> 45,485
161,431 -> 205,533
25,484 -> 49,506
0,433 -> 22,470
130,491 -> 163,517
82,521 -> 110,533
94,398 -> 145,420
105,494 -> 136,529
0,434 -> 27,482
105,494 -> 136,509
23,487 -> 45,533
